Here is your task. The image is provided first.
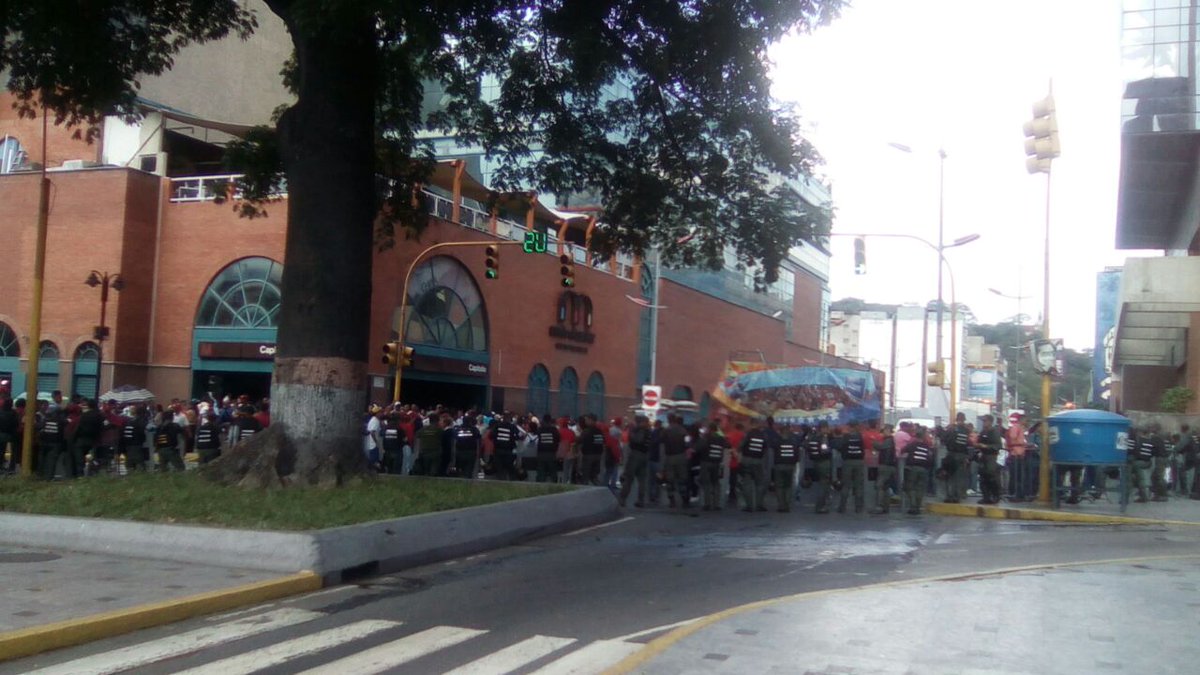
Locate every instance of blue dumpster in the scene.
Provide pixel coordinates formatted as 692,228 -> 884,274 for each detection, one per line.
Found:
1048,409 -> 1130,464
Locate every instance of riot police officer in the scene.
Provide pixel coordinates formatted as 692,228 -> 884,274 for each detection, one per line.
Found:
772,424 -> 801,512
1128,425 -> 1155,503
120,405 -> 149,472
230,405 -> 263,446
490,412 -> 522,481
39,406 -> 68,480
871,424 -> 898,514
903,428 -> 934,514
975,415 -> 1003,505
804,422 -> 833,514
381,411 -> 407,475
694,420 -> 729,511
451,415 -> 482,478
943,412 -> 971,503
618,416 -> 651,506
738,418 -> 770,512
413,415 -> 445,476
154,414 -> 184,472
1148,423 -> 1170,501
660,415 -> 691,506
194,411 -> 222,464
535,419 -> 562,484
837,421 -> 866,514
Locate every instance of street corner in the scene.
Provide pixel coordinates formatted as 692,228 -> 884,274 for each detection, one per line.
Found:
924,500 -> 1200,527
0,570 -> 321,663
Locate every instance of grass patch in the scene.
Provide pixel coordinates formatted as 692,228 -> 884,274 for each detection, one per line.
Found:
0,473 -> 573,531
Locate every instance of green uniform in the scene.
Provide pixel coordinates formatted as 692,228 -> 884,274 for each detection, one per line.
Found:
660,423 -> 691,506
619,426 -> 651,505
943,423 -> 972,502
738,428 -> 769,511
904,439 -> 934,513
803,431 -> 832,513
1128,434 -> 1155,502
696,433 -> 729,511
1148,433 -> 1169,499
872,435 -> 898,514
976,426 -> 1003,504
154,422 -> 184,472
771,434 -> 800,512
414,424 -> 444,476
837,431 -> 866,513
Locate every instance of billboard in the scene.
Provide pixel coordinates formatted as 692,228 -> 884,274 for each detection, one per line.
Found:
964,367 -> 998,402
1093,268 -> 1121,404
711,361 -> 882,425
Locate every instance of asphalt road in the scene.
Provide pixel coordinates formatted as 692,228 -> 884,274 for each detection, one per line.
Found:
8,508 -> 1200,674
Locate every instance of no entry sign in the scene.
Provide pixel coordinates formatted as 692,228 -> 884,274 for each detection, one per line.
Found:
642,385 -> 662,412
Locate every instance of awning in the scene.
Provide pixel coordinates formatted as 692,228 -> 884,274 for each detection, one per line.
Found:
136,97 -> 257,138
1113,256 -> 1200,367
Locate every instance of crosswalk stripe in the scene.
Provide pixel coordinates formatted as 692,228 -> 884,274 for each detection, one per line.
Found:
297,625 -> 487,675
443,635 -> 578,675
27,608 -> 324,675
525,639 -> 642,675
174,619 -> 399,675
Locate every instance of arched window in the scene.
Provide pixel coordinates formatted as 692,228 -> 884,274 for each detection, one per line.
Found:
672,385 -> 693,401
37,341 -> 60,393
0,321 -> 19,392
196,257 -> 283,328
585,371 -> 605,420
72,342 -> 100,400
526,364 -> 550,418
558,367 -> 579,420
0,136 -> 27,174
403,256 -> 488,353
0,322 -> 18,358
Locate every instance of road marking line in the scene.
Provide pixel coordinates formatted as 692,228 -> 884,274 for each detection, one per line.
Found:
563,516 -> 635,537
443,635 -> 577,674
175,619 -> 398,675
297,625 -> 485,674
528,639 -> 641,675
611,618 -> 699,642
602,552 -> 1200,675
27,608 -> 324,675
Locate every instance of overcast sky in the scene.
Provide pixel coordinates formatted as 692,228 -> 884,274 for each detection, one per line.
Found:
771,0 -> 1150,350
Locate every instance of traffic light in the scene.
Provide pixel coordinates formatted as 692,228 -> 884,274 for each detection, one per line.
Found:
401,345 -> 414,368
926,361 -> 945,388
485,245 -> 500,279
559,253 -> 575,287
382,341 -> 401,367
1022,94 -> 1060,174
853,237 -> 866,275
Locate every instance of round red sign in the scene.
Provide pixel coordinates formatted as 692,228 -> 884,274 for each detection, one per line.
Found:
643,389 -> 659,407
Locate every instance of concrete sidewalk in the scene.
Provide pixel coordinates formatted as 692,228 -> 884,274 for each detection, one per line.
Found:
615,554 -> 1200,674
0,545 -> 318,661
926,490 -> 1200,525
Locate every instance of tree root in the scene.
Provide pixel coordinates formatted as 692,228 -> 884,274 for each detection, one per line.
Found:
199,423 -> 368,489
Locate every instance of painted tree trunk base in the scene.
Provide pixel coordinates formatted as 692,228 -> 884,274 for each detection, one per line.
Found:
201,357 -> 370,489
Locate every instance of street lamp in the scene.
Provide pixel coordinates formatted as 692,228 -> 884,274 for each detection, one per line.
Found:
989,285 -> 1032,410
832,231 -> 979,422
85,270 -> 124,396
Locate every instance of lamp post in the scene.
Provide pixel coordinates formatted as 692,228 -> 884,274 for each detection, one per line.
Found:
833,231 -> 978,422
85,270 -> 124,396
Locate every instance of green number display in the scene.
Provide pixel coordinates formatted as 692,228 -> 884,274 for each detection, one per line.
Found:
523,231 -> 547,254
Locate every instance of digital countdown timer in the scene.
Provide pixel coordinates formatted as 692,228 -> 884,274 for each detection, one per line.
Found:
523,231 -> 548,254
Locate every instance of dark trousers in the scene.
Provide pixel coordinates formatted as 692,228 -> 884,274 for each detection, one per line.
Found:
0,432 -> 14,471
618,451 -> 649,504
41,441 -> 66,480
124,444 -> 148,472
413,452 -> 441,476
978,455 -> 1001,502
453,452 -> 477,478
579,453 -> 603,485
71,438 -> 95,477
157,446 -> 184,472
536,455 -> 559,483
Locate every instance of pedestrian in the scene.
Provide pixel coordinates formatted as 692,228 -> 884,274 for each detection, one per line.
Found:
0,398 -> 16,474
737,417 -> 769,512
73,399 -> 105,477
837,421 -> 866,514
557,416 -> 577,484
771,423 -> 800,512
413,413 -> 445,476
941,413 -> 970,503
871,424 -> 898,514
1148,423 -> 1170,501
725,421 -> 744,506
1126,425 -> 1155,503
903,427 -> 934,515
490,411 -> 522,480
39,406 -> 68,480
381,411 -> 406,474
230,404 -> 263,446
803,422 -> 833,514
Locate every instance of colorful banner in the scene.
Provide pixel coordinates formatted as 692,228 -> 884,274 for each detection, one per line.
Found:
1093,268 -> 1121,405
712,361 -> 881,425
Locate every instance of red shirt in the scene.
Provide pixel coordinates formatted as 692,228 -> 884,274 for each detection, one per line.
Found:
558,426 -> 576,459
862,428 -> 883,467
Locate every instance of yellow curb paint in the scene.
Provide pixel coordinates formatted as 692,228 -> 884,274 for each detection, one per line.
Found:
603,553 -> 1200,675
925,501 -> 1200,527
0,571 -> 322,663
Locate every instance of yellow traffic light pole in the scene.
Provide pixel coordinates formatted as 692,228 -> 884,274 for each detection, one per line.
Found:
392,239 -> 525,404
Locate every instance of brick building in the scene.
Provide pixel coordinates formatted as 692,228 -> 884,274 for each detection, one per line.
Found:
0,93 -> 854,419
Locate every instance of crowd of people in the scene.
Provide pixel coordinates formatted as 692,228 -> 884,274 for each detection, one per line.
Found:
4,383 -> 1198,512
0,387 -> 270,478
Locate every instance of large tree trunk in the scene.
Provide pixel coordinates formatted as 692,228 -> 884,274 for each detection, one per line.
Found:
250,3 -> 378,486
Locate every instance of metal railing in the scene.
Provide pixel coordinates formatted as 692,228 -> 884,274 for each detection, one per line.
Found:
166,174 -> 634,281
